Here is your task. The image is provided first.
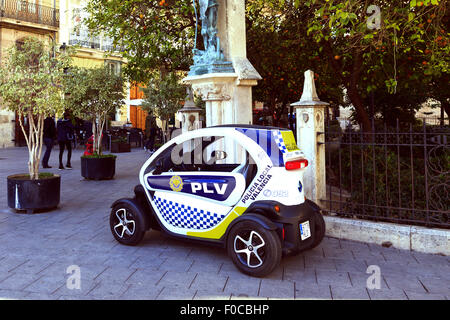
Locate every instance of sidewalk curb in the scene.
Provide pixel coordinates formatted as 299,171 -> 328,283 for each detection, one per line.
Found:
324,216 -> 450,256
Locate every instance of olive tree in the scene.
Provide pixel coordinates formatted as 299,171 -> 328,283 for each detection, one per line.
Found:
140,71 -> 186,142
0,38 -> 71,179
63,66 -> 125,155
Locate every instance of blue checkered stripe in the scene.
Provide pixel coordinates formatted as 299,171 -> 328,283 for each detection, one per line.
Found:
273,130 -> 288,154
153,196 -> 226,230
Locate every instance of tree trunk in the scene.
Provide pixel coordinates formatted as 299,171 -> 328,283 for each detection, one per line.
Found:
441,100 -> 450,120
347,83 -> 372,133
92,120 -> 98,155
324,42 -> 372,133
92,114 -> 105,155
348,50 -> 372,133
20,112 -> 45,180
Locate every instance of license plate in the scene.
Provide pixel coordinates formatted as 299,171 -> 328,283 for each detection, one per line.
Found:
299,221 -> 311,240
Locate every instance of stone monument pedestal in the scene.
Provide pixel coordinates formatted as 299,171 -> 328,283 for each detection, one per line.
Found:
183,72 -> 258,127
183,0 -> 261,127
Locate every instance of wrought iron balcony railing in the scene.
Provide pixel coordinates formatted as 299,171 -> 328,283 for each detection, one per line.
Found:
69,33 -> 125,53
69,37 -> 100,50
101,43 -> 126,53
0,0 -> 59,28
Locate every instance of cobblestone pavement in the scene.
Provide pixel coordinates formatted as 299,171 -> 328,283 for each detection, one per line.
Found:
0,147 -> 448,300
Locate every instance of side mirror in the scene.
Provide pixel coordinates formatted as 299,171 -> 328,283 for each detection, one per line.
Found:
156,159 -> 164,169
211,150 -> 227,161
153,158 -> 164,175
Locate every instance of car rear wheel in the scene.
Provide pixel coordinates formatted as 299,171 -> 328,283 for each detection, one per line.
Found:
110,202 -> 146,246
227,220 -> 282,277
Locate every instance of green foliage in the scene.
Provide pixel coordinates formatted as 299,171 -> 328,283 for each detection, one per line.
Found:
247,1 -> 345,124
64,66 -> 125,121
81,153 -> 117,159
140,71 -> 186,137
0,38 -> 71,180
13,172 -> 56,180
111,137 -> 128,144
84,0 -> 449,127
0,38 -> 71,118
291,0 -> 448,128
63,66 -> 125,154
84,0 -> 195,82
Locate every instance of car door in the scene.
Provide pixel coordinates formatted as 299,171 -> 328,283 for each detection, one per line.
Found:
143,134 -> 247,238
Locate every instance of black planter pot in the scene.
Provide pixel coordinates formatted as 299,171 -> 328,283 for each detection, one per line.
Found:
7,174 -> 61,213
81,156 -> 116,180
111,142 -> 131,153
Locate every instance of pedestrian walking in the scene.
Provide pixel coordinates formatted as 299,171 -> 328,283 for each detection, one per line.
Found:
144,112 -> 157,152
42,116 -> 56,169
57,112 -> 75,170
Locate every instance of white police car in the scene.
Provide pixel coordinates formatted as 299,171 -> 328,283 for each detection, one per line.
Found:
110,125 -> 325,277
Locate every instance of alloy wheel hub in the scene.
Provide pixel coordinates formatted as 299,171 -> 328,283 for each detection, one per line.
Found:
234,231 -> 265,268
113,208 -> 136,239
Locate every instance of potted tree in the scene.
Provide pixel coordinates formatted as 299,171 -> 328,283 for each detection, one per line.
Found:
141,71 -> 186,143
0,38 -> 71,213
63,66 -> 125,180
110,136 -> 131,153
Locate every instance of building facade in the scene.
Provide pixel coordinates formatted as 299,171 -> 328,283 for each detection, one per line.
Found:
59,0 -> 127,123
0,0 -> 60,147
0,0 -> 127,147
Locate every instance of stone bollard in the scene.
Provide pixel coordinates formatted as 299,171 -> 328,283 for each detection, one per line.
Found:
291,70 -> 329,208
178,87 -> 202,134
177,87 -> 203,156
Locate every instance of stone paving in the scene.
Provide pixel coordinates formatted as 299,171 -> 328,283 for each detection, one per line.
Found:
0,146 -> 448,300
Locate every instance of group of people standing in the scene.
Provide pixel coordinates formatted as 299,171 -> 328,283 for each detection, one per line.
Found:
42,111 -> 160,169
42,112 -> 75,170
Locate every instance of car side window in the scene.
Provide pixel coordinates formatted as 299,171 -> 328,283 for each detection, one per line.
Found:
151,135 -> 250,174
147,142 -> 177,175
202,136 -> 246,172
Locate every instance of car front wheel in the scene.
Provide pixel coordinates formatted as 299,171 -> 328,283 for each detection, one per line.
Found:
110,202 -> 146,246
227,220 -> 282,277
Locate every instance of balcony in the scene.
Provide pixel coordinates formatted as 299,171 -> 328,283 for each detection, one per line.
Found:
0,0 -> 59,28
69,36 -> 100,50
69,33 -> 125,53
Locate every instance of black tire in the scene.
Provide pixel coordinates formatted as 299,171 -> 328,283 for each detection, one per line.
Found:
227,220 -> 282,277
307,211 -> 326,250
110,202 -> 146,246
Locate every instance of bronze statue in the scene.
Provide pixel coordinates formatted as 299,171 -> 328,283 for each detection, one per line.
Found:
199,0 -> 218,54
189,0 -> 234,75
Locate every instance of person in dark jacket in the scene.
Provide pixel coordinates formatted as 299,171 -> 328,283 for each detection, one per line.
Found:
57,112 -> 75,170
42,116 -> 56,168
144,112 -> 157,152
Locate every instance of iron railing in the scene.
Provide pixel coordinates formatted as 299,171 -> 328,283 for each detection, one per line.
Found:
0,0 -> 59,27
101,43 -> 125,53
68,37 -> 100,50
322,117 -> 449,229
68,33 -> 125,52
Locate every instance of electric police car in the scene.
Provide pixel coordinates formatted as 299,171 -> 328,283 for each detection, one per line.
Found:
110,125 -> 325,277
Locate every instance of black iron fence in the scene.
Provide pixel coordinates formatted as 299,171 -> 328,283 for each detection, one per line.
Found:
0,0 -> 59,27
322,117 -> 449,229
